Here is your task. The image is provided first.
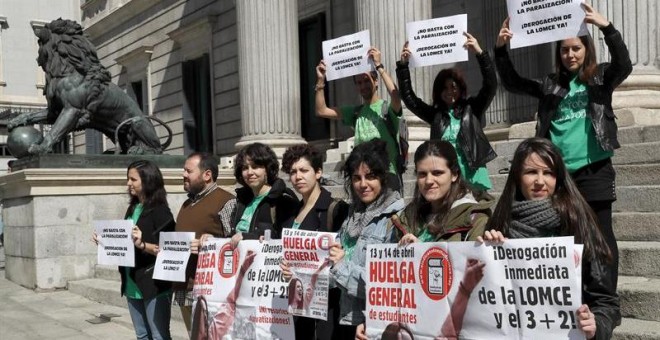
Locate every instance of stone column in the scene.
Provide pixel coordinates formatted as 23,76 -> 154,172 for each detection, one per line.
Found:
590,0 -> 660,124
355,0 -> 434,150
235,0 -> 306,155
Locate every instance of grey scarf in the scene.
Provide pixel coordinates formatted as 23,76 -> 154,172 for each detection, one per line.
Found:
345,188 -> 401,238
509,199 -> 561,238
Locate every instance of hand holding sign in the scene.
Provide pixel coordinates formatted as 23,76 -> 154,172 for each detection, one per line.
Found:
577,304 -> 596,339
582,3 -> 608,28
463,32 -> 483,55
496,17 -> 513,48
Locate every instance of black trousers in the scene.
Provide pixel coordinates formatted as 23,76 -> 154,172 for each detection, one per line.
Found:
571,158 -> 618,286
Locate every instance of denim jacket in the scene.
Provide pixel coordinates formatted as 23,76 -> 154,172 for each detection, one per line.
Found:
330,197 -> 405,325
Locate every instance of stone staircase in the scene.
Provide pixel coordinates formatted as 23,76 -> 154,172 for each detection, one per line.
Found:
320,124 -> 660,339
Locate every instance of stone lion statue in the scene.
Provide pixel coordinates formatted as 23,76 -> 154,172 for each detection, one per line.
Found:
8,18 -> 171,155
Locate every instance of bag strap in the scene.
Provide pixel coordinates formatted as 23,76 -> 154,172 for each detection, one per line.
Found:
326,199 -> 340,232
380,101 -> 399,144
270,205 -> 276,226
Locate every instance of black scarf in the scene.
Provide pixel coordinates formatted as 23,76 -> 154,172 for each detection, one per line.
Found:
509,199 -> 561,238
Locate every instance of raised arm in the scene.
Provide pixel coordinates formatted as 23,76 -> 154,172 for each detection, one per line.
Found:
439,259 -> 485,338
464,32 -> 497,119
315,60 -> 343,120
582,3 -> 632,89
493,18 -> 544,99
396,41 -> 435,124
369,47 -> 402,114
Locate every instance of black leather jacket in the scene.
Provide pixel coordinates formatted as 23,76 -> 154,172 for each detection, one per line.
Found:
494,24 -> 632,151
396,51 -> 497,170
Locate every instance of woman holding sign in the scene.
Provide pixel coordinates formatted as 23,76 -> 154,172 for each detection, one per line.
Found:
484,138 -> 619,340
280,144 -> 348,340
396,32 -> 497,192
94,160 -> 176,340
355,140 -> 491,339
229,142 -> 298,244
494,3 -> 632,289
393,140 -> 493,244
327,140 -> 405,338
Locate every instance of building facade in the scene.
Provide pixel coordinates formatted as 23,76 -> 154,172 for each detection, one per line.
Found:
77,0 -> 659,158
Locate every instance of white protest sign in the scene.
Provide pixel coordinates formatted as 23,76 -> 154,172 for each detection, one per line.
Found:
191,239 -> 294,340
153,232 -> 195,282
406,14 -> 469,68
94,220 -> 135,267
366,237 -> 584,340
507,0 -> 588,49
322,30 -> 371,81
282,229 -> 336,320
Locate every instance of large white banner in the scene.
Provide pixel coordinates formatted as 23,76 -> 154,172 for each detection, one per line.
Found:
282,229 -> 336,320
507,0 -> 588,49
366,237 -> 584,340
322,30 -> 372,81
406,14 -> 469,68
191,239 -> 294,340
94,220 -> 134,267
153,232 -> 195,282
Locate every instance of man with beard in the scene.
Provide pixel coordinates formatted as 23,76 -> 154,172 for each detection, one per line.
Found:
315,46 -> 403,192
173,152 -> 234,332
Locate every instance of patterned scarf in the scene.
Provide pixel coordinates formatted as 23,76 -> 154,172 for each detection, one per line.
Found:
509,199 -> 561,238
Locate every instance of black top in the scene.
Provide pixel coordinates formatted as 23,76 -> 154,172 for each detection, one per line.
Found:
282,187 -> 349,232
119,204 -> 176,300
231,178 -> 299,239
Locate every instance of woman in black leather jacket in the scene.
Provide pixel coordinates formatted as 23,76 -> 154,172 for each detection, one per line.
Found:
396,32 -> 497,192
493,3 -> 632,288
484,138 -> 620,340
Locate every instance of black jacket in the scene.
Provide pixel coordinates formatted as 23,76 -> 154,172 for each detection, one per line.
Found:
119,204 -> 176,300
582,254 -> 621,340
231,178 -> 299,239
396,51 -> 497,170
494,24 -> 632,152
282,187 -> 348,232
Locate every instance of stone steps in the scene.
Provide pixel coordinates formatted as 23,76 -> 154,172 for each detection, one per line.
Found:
612,318 -> 660,340
618,242 -> 660,277
489,163 -> 660,192
618,276 -> 660,322
613,212 -> 660,241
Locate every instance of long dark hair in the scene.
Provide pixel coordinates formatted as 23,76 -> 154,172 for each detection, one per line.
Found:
233,142 -> 280,187
555,34 -> 597,84
342,139 -> 390,203
127,160 -> 168,214
487,138 -> 611,261
432,68 -> 467,109
403,140 -> 469,236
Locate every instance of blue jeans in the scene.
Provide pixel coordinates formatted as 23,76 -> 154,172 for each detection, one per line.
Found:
127,294 -> 172,340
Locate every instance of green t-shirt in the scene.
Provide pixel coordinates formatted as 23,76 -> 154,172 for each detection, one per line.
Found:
417,228 -> 435,243
341,99 -> 401,175
124,204 -> 143,299
441,109 -> 492,191
235,192 -> 268,233
550,76 -> 613,172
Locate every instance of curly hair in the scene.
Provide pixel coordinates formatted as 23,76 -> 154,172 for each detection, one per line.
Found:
342,139 -> 390,201
233,143 -> 280,187
281,144 -> 323,174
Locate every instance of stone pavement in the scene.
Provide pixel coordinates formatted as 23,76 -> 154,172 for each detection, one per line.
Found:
0,245 -> 188,340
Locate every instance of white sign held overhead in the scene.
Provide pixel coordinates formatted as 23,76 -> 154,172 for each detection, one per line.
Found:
507,0 -> 588,49
322,30 -> 372,81
406,14 -> 469,68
